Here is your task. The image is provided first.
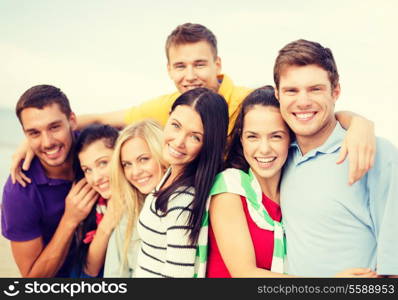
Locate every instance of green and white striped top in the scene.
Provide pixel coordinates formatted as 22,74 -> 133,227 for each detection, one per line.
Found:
194,168 -> 286,277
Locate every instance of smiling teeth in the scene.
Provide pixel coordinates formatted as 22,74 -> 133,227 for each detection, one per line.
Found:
257,157 -> 276,163
137,177 -> 150,184
185,85 -> 202,89
98,182 -> 109,190
169,145 -> 184,157
45,148 -> 60,155
296,113 -> 314,120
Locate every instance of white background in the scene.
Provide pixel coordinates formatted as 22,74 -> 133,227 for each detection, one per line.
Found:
1,0 -> 397,146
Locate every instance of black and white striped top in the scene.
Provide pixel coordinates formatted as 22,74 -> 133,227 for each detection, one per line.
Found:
134,170 -> 196,278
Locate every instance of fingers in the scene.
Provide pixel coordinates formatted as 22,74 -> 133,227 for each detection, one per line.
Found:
80,188 -> 98,208
15,171 -> 32,187
347,146 -> 358,185
369,152 -> 375,170
346,268 -> 377,278
14,172 -> 26,187
336,143 -> 348,165
365,143 -> 375,171
77,189 -> 98,221
354,271 -> 377,278
11,165 -> 32,187
348,268 -> 372,275
349,143 -> 376,185
69,178 -> 88,196
22,149 -> 35,171
10,161 -> 18,185
65,181 -> 99,224
20,171 -> 32,184
11,138 -> 32,183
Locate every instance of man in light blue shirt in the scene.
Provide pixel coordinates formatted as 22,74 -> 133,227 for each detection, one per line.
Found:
274,39 -> 398,277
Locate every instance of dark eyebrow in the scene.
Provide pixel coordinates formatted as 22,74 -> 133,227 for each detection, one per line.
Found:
24,120 -> 63,134
94,155 -> 110,163
171,118 -> 203,135
281,86 -> 297,91
172,62 -> 185,67
309,84 -> 327,89
243,130 -> 258,135
170,118 -> 181,125
47,120 -> 63,128
270,130 -> 287,135
24,128 -> 39,134
137,153 -> 150,161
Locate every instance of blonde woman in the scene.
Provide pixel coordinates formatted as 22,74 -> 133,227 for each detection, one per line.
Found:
104,120 -> 167,277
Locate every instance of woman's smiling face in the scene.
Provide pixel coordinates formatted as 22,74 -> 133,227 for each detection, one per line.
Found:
121,137 -> 163,194
241,105 -> 291,183
79,139 -> 114,199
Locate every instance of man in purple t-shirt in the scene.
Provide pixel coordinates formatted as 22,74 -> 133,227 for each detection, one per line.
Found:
1,85 -> 97,277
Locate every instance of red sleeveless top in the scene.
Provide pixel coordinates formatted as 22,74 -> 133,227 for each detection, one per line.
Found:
206,193 -> 282,277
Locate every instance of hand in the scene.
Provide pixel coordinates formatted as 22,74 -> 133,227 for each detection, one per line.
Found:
335,268 -> 377,278
336,116 -> 376,185
11,138 -> 34,187
98,199 -> 119,234
64,178 -> 98,227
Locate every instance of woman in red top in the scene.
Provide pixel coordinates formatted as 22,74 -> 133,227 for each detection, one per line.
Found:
206,86 -> 377,278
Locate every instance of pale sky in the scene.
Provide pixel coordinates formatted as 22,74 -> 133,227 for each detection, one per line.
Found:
1,0 -> 397,146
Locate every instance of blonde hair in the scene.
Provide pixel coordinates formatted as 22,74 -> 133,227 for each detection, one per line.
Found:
110,119 -> 167,268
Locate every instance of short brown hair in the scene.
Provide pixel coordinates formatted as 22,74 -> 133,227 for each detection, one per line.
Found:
165,23 -> 218,61
16,85 -> 72,124
273,39 -> 339,90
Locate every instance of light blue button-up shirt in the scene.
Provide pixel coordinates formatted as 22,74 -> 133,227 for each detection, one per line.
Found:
281,123 -> 398,276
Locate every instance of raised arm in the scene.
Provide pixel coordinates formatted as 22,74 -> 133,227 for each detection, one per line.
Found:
10,109 -> 127,186
10,139 -> 34,186
10,179 -> 97,277
11,94 -> 172,186
77,109 -> 128,130
83,200 -> 118,277
335,111 -> 375,185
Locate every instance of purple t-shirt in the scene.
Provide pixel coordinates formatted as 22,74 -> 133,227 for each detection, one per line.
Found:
1,157 -> 75,277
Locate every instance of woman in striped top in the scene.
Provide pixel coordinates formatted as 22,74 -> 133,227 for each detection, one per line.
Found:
135,88 -> 229,278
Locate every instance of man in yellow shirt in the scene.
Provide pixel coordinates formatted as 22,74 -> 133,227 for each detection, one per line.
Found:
78,23 -> 251,135
11,23 -> 375,185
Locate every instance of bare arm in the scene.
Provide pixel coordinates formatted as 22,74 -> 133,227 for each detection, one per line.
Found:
11,94 -> 172,186
11,218 -> 77,277
10,110 -> 127,186
210,193 -> 377,278
83,201 -> 117,277
10,179 -> 98,277
76,109 -> 128,130
210,193 -> 293,277
335,110 -> 375,185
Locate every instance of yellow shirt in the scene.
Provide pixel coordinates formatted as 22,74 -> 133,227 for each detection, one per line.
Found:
124,74 -> 252,135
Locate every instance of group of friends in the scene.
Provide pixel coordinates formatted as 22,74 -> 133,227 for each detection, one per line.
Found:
1,23 -> 397,278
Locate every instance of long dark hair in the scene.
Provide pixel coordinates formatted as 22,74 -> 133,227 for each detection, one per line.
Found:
72,124 -> 119,276
155,88 -> 229,245
226,85 -> 294,172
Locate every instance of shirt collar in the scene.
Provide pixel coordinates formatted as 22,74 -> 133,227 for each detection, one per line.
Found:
217,74 -> 232,102
290,122 -> 346,161
30,156 -> 73,186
